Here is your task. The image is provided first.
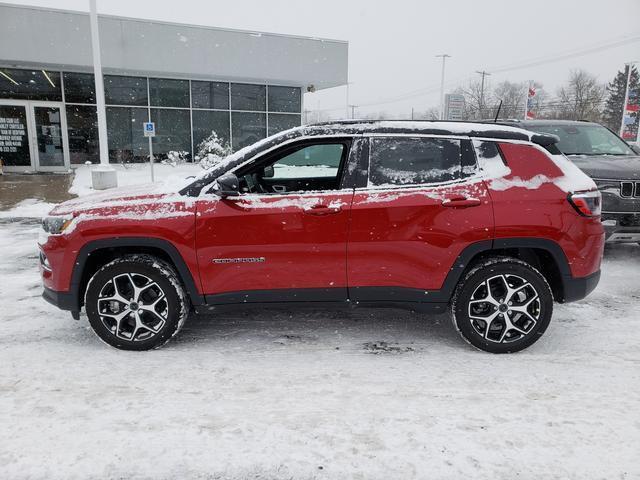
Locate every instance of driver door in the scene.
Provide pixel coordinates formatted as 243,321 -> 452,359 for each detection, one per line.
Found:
195,138 -> 355,304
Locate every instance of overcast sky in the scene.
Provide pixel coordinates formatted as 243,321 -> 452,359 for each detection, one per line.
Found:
5,0 -> 640,118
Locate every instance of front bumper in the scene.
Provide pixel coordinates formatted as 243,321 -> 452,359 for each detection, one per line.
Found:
42,286 -> 76,311
562,270 -> 601,303
602,212 -> 640,242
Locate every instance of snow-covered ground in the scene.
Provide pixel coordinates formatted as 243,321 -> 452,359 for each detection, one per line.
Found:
68,162 -> 202,197
1,212 -> 639,478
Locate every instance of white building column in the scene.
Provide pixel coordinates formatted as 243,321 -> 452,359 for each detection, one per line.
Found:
89,0 -> 117,189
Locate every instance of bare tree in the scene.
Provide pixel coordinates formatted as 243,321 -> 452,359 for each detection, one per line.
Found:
410,107 -> 439,120
493,81 -> 527,119
454,78 -> 493,120
556,70 -> 606,121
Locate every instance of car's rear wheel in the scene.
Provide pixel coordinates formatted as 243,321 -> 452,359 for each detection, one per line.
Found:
85,254 -> 189,350
451,257 -> 553,353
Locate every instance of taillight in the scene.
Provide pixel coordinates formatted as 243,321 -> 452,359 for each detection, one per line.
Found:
568,190 -> 601,217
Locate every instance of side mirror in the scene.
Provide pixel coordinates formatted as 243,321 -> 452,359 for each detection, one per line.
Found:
630,144 -> 640,155
262,165 -> 274,178
213,172 -> 240,197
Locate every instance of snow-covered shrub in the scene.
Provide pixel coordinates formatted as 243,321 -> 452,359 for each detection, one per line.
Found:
165,151 -> 189,166
195,131 -> 231,170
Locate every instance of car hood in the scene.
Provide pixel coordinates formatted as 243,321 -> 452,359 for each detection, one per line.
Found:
567,154 -> 640,180
49,184 -> 182,216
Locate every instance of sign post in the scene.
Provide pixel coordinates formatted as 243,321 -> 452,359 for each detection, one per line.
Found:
143,122 -> 156,182
444,94 -> 465,121
620,63 -> 639,143
524,82 -> 536,120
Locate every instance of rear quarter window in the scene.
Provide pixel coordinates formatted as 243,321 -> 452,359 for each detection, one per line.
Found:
368,137 -> 463,187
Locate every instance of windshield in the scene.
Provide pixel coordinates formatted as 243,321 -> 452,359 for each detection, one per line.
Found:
527,124 -> 634,156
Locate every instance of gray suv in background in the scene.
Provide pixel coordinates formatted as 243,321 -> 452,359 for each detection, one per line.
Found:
503,120 -> 640,244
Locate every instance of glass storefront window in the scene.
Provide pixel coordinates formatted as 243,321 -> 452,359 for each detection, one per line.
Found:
104,75 -> 148,106
0,68 -> 304,166
106,107 -> 149,163
150,108 -> 192,160
0,105 -> 31,166
191,81 -> 229,109
66,105 -> 99,164
0,68 -> 62,101
268,113 -> 301,136
192,110 -> 230,157
268,86 -> 301,113
149,78 -> 189,108
63,72 -> 95,104
230,83 -> 266,111
231,112 -> 266,150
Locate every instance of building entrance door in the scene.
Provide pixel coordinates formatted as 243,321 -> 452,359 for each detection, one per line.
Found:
30,102 -> 69,171
0,100 -> 69,172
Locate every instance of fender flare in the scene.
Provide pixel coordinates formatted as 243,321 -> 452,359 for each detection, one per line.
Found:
434,237 -> 572,302
69,237 -> 205,311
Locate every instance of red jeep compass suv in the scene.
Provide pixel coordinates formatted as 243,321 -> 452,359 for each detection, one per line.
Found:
39,121 -> 604,353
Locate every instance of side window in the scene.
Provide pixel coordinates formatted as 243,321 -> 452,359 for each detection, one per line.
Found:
472,140 -> 510,178
271,144 -> 344,180
460,139 -> 478,178
368,137 -> 462,187
235,142 -> 348,194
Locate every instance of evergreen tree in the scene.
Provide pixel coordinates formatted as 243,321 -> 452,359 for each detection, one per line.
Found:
603,65 -> 639,132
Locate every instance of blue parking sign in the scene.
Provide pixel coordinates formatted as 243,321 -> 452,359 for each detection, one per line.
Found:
143,122 -> 155,137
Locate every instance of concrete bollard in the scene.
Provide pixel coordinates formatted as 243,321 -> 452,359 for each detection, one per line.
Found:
91,165 -> 118,190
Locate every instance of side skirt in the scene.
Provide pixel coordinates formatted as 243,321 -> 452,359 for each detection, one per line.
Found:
201,287 -> 448,315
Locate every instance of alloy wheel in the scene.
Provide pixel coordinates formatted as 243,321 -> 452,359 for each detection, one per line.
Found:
467,274 -> 541,344
97,273 -> 169,342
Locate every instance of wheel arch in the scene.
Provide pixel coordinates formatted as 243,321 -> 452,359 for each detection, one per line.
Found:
441,238 -> 571,303
70,238 -> 204,312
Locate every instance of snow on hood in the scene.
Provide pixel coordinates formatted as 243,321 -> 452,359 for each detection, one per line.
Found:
50,183 -> 185,216
49,184 -> 196,237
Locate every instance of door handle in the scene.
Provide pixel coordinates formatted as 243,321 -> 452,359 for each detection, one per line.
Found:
441,197 -> 482,208
303,204 -> 342,216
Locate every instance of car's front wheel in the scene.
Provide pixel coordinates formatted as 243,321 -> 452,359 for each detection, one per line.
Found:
85,254 -> 189,350
451,257 -> 553,353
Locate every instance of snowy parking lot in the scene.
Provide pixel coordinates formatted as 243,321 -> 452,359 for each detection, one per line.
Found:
1,215 -> 639,479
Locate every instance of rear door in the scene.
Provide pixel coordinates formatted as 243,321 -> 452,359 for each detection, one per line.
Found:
347,135 -> 494,302
195,137 -> 357,303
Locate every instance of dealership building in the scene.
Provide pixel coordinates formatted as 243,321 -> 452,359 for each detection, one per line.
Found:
0,3 -> 348,172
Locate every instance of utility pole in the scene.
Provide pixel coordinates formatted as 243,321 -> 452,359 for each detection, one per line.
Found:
476,70 -> 491,119
349,105 -> 358,119
436,54 -> 451,120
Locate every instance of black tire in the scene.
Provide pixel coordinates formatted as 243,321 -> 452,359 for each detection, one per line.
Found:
85,254 -> 189,350
451,257 -> 553,354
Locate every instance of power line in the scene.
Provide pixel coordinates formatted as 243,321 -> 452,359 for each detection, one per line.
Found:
489,34 -> 640,74
310,32 -> 640,113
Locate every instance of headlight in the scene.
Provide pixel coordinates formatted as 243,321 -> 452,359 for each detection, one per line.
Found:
42,215 -> 74,235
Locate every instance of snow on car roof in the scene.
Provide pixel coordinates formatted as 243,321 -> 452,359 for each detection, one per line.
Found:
303,119 -> 554,142
180,120 -> 559,196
